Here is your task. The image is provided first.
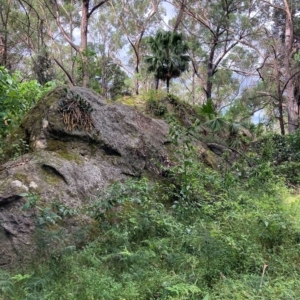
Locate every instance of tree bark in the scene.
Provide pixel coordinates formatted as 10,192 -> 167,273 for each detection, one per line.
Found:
81,0 -> 89,87
205,41 -> 217,102
0,0 -> 11,69
134,57 -> 139,95
283,0 -> 298,133
272,46 -> 285,135
166,77 -> 170,93
173,0 -> 187,31
154,77 -> 159,90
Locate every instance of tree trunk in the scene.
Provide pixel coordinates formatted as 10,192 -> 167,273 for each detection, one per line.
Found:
278,94 -> 285,135
284,0 -> 297,133
133,43 -> 140,95
205,40 -> 217,102
192,71 -> 195,104
286,79 -> 298,133
173,0 -> 187,31
154,77 -> 159,90
70,0 -> 75,81
81,0 -> 89,87
134,67 -> 139,95
0,0 -> 11,69
273,47 -> 285,135
166,78 -> 170,93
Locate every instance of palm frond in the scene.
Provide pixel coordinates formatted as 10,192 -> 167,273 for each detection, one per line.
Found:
204,117 -> 227,132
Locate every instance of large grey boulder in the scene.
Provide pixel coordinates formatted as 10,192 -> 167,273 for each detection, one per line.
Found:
0,86 -> 171,267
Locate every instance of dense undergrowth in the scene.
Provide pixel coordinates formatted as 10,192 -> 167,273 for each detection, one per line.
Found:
0,67 -> 55,163
2,121 -> 300,299
2,78 -> 300,299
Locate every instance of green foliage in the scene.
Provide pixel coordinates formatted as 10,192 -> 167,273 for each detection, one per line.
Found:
21,193 -> 62,227
0,67 -> 55,139
0,270 -> 13,296
3,104 -> 300,300
204,117 -> 227,132
0,135 -> 30,164
294,51 -> 300,62
145,31 -> 190,92
0,67 -> 55,163
32,49 -> 54,85
199,100 -> 216,120
144,90 -> 168,116
4,157 -> 300,299
73,47 -> 129,99
261,130 -> 300,163
256,130 -> 300,184
142,90 -> 204,127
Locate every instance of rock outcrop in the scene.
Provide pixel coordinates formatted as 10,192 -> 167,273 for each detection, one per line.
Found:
0,86 -> 173,267
0,86 -> 220,268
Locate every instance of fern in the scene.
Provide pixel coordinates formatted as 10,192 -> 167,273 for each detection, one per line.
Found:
0,270 -> 13,296
165,282 -> 201,296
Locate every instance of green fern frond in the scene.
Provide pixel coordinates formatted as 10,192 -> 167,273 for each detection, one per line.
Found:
0,270 -> 13,295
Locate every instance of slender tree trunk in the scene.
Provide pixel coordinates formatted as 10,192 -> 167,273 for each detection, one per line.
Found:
286,80 -> 297,133
166,78 -> 170,93
0,0 -> 11,69
133,43 -> 140,95
134,66 -> 139,95
154,77 -> 159,90
2,31 -> 8,69
192,71 -> 195,104
81,0 -> 89,87
284,0 -> 297,133
278,95 -> 285,135
273,47 -> 285,135
70,0 -> 75,81
205,40 -> 217,102
102,54 -> 108,98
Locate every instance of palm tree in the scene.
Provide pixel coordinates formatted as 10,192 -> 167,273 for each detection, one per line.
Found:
145,31 -> 190,93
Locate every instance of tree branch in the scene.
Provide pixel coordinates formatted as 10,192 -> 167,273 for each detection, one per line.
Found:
281,69 -> 300,95
45,0 -> 79,52
260,0 -> 286,12
53,58 -> 76,86
88,0 -> 109,18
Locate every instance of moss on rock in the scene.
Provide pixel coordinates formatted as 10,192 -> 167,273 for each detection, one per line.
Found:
57,150 -> 83,164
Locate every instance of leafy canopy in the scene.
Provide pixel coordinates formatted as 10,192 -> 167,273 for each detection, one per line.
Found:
145,30 -> 190,93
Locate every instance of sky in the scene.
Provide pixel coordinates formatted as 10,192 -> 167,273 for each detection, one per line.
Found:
161,1 -> 176,25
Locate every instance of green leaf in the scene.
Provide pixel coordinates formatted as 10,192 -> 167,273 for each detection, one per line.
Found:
204,117 -> 227,132
19,193 -> 28,197
200,100 -> 215,117
21,202 -> 31,211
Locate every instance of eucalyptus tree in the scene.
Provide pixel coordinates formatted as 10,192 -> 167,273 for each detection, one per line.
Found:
13,0 -> 54,83
145,30 -> 190,93
273,0 -> 299,133
30,0 -> 110,87
256,0 -> 300,133
110,0 -> 160,95
0,0 -> 40,72
88,3 -> 131,96
169,0 -> 262,110
0,0 -> 14,69
13,0 -> 71,83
